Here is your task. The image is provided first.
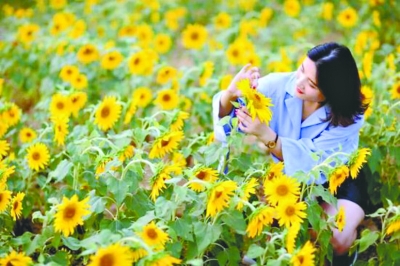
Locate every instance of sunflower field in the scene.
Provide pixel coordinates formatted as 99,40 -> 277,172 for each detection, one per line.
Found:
0,0 -> 399,265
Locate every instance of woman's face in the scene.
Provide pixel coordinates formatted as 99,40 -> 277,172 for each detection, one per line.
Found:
295,57 -> 326,103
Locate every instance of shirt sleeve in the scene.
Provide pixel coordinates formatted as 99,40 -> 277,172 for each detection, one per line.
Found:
280,118 -> 363,183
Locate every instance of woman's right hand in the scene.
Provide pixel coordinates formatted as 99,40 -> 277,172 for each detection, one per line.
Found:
226,63 -> 261,98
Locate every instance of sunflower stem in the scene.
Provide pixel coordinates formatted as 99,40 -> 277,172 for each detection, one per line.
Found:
118,236 -> 154,255
81,146 -> 105,157
120,159 -> 155,181
89,137 -> 118,149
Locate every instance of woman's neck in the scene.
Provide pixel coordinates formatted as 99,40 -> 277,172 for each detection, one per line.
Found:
302,100 -> 323,122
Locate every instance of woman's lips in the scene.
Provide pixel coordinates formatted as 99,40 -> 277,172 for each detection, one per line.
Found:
296,87 -> 304,94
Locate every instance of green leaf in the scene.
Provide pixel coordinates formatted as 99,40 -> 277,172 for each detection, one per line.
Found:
357,229 -> 379,253
231,101 -> 240,108
193,221 -> 222,254
169,218 -> 194,241
61,236 -> 81,251
155,197 -> 177,221
186,259 -> 203,266
46,159 -> 72,184
246,244 -> 264,258
310,184 -> 337,206
306,200 -> 324,232
221,210 -> 246,234
217,115 -> 231,127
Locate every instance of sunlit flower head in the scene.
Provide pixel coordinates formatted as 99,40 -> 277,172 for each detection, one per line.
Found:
214,12 -> 232,29
156,66 -> 177,85
150,164 -> 181,201
128,50 -> 150,75
71,73 -> 88,90
26,142 -> 50,171
132,87 -> 153,108
329,165 -> 349,194
199,61 -> 214,86
138,221 -> 169,249
170,111 -> 189,132
10,192 -> 25,220
149,131 -> 185,159
54,194 -> 91,236
348,148 -> 371,179
118,145 -> 135,162
321,2 -> 334,20
59,65 -> 79,83
290,241 -> 316,266
50,0 -> 67,10
276,200 -> 307,228
206,180 -> 237,217
146,253 -> 181,266
337,7 -> 358,28
52,115 -> 69,146
0,250 -> 32,266
264,161 -> 285,181
134,24 -> 154,48
50,93 -> 71,118
264,175 -> 300,206
336,206 -> 346,232
0,189 -> 12,213
154,33 -> 172,54
391,81 -> 400,99
101,50 -> 123,70
69,91 -> 87,117
154,89 -> 179,110
246,205 -> 275,238
0,140 -> 10,159
94,96 -> 122,131
386,217 -> 400,235
283,0 -> 301,18
181,24 -> 208,50
77,44 -> 99,64
17,23 -> 40,44
286,222 -> 301,254
2,103 -> 22,127
237,178 -> 258,211
88,243 -> 134,266
188,167 -> 219,192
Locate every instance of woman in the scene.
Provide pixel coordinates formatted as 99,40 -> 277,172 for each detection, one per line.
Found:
212,42 -> 368,262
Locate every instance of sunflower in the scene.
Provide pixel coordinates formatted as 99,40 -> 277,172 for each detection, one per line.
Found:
0,250 -> 32,266
348,148 -> 371,179
214,12 -> 232,29
150,164 -> 181,201
386,217 -> 400,235
328,165 -> 349,194
237,178 -> 258,211
69,91 -> 87,117
148,131 -> 184,159
206,132 -> 215,145
54,194 -> 91,236
118,25 -> 136,37
128,50 -> 150,75
154,89 -> 179,110
49,93 -> 71,118
123,103 -> 137,125
26,142 -> 50,171
320,2 -> 334,20
0,189 -> 12,213
88,243 -> 134,266
50,0 -> 67,9
138,221 -> 169,249
52,115 -> 69,146
264,161 -> 285,181
0,140 -> 10,159
118,145 -> 135,162
170,111 -> 189,132
188,167 -> 219,192
226,42 -> 245,65
17,23 -> 40,44
260,8 -> 274,27
286,223 -> 301,254
336,206 -> 346,232
237,78 -> 273,124
283,0 -> 301,17
59,65 -> 79,83
246,205 -> 275,238
132,248 -> 148,263
206,180 -> 237,217
220,74 -> 233,90
0,119 -> 8,138
154,33 -> 172,54
171,152 -> 186,171
3,103 -> 22,127
243,52 -> 261,67
276,200 -> 307,228
95,158 -> 112,178
290,241 -> 316,266
391,81 -> 400,99
156,66 -> 178,85
337,7 -> 358,28
71,73 -> 88,90
101,51 -> 123,70
132,87 -> 153,108
147,253 -> 182,266
264,175 -> 300,206
199,61 -> 214,86
77,44 -> 99,64
181,24 -> 208,50
0,160 -> 15,189
10,192 -> 25,220
94,96 -> 122,131
134,24 -> 154,48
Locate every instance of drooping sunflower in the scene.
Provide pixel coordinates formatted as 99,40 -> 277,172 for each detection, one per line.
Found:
286,222 -> 301,254
246,205 -> 275,238
199,61 -> 214,86
276,200 -> 307,228
147,253 -> 182,266
118,145 -> 135,162
386,217 -> 400,235
236,178 -> 258,211
0,160 -> 15,189
19,127 -> 36,143
87,243 -> 134,266
154,89 -> 179,110
336,206 -> 346,232
170,111 -> 190,132
188,167 -> 219,192
77,44 -> 99,64
52,115 -> 69,147
264,175 -> 300,206
206,180 -> 237,217
69,91 -> 87,117
94,96 -> 122,131
54,194 -> 91,236
59,65 -> 79,83
337,7 -> 358,28
71,73 -> 88,90
10,192 -> 25,220
348,148 -> 371,179
100,50 -> 123,70
132,248 -> 148,263
150,164 -> 182,201
171,152 -> 186,171
154,33 -> 172,54
132,87 -> 153,108
181,24 -> 208,50
0,120 -> 8,139
26,142 -> 50,171
0,250 -> 32,266
206,132 -> 215,145
290,241 -> 317,266
237,78 -> 273,124
148,131 -> 185,159
49,93 -> 71,118
3,103 -> 22,127
0,189 -> 12,213
0,140 -> 10,159
328,165 -> 349,194
264,161 -> 285,181
138,221 -> 169,249
156,66 -> 178,85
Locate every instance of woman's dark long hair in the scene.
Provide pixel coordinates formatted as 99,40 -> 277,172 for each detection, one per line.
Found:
307,42 -> 368,127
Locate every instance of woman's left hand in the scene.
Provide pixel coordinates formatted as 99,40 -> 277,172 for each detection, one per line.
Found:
236,106 -> 268,138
